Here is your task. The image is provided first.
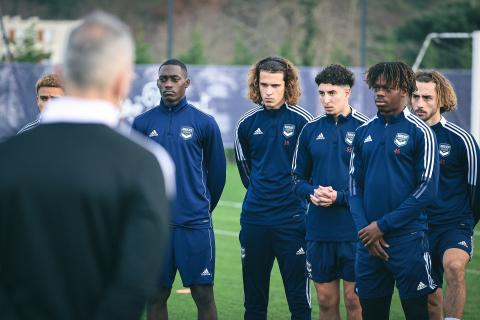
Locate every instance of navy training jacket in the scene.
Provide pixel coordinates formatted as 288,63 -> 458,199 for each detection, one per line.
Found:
349,107 -> 439,238
292,108 -> 369,241
132,97 -> 226,228
235,103 -> 313,226
428,117 -> 480,227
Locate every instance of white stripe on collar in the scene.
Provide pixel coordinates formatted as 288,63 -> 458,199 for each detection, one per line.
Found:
440,116 -> 447,125
41,97 -> 120,127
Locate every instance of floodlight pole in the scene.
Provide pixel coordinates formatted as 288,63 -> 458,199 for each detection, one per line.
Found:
472,31 -> 480,143
167,0 -> 174,59
360,0 -> 367,68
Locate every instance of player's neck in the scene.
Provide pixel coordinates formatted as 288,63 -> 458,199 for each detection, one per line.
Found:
426,112 -> 441,127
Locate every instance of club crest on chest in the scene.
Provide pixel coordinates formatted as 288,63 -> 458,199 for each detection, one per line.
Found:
439,143 -> 451,157
345,131 -> 355,145
394,132 -> 409,147
283,124 -> 295,138
180,126 -> 194,140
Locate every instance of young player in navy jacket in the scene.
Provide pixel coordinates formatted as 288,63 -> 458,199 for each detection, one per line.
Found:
235,56 -> 313,320
349,62 -> 439,320
412,70 -> 480,320
17,74 -> 64,134
292,64 -> 367,320
132,59 -> 226,320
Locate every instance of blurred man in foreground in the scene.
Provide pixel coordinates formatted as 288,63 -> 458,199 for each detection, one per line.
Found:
0,11 -> 173,320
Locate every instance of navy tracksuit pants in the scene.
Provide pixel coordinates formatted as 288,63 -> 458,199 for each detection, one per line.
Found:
239,222 -> 311,320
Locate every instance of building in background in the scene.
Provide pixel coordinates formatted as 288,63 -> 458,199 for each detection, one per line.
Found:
0,16 -> 80,63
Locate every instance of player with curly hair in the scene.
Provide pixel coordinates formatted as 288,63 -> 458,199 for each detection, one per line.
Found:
412,70 -> 480,320
293,64 -> 368,320
235,56 -> 313,320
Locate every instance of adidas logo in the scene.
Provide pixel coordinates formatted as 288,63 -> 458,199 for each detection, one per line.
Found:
201,268 -> 211,276
458,241 -> 468,248
417,282 -> 427,291
149,129 -> 158,137
316,133 -> 325,140
296,247 -> 305,255
364,135 -> 373,143
253,128 -> 263,135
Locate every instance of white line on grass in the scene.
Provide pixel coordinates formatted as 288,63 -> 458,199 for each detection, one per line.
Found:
218,200 -> 242,209
215,229 -> 238,237
467,269 -> 480,275
218,201 -> 480,238
217,200 -> 480,274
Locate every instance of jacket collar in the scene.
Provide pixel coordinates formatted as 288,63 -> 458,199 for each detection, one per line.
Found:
161,96 -> 188,112
376,106 -> 408,124
41,97 -> 120,127
326,106 -> 353,124
432,116 -> 447,130
262,102 -> 287,116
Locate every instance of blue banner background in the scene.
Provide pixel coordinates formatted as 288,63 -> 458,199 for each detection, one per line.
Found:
0,64 -> 471,146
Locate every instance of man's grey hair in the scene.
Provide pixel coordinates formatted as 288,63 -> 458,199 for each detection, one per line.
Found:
63,11 -> 134,90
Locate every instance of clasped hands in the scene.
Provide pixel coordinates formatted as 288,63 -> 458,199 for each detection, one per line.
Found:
310,185 -> 337,207
358,221 -> 390,261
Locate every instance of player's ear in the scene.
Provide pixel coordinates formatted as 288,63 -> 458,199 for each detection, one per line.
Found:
345,87 -> 352,98
185,78 -> 190,88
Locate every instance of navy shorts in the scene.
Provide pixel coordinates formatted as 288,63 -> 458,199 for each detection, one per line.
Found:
428,222 -> 473,287
355,231 -> 436,300
306,241 -> 356,283
159,227 -> 215,288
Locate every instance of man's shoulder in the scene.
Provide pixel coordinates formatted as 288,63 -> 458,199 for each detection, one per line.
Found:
114,125 -> 175,196
355,115 -> 377,132
185,103 -> 218,125
404,110 -> 433,133
236,105 -> 264,127
304,114 -> 327,130
286,104 -> 313,122
441,120 -> 479,156
351,108 -> 369,124
133,106 -> 161,124
442,120 -> 476,143
17,118 -> 40,135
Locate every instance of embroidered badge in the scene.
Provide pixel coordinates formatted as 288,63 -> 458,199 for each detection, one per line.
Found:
283,124 -> 295,138
180,126 -> 194,140
439,143 -> 451,157
345,131 -> 355,145
394,132 -> 409,147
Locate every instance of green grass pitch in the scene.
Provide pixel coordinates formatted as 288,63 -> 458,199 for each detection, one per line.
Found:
150,162 -> 480,319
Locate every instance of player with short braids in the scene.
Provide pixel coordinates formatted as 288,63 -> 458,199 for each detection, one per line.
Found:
366,61 -> 417,97
350,61 -> 439,319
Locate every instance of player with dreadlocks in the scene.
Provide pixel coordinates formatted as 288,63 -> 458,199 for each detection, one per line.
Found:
348,61 -> 439,319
